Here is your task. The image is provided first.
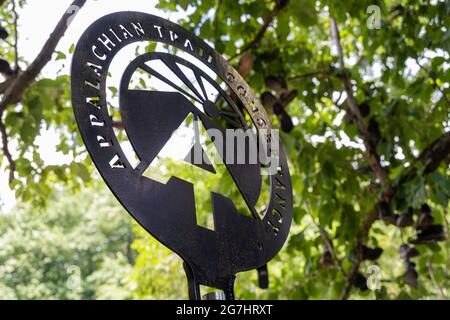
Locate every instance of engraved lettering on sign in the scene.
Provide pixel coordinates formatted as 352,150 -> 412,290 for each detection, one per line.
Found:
184,39 -> 194,51
98,33 -> 116,51
119,24 -> 134,39
97,136 -> 111,148
249,100 -> 258,113
267,220 -> 280,236
89,114 -> 104,127
227,72 -> 235,83
237,85 -> 246,97
169,30 -> 179,42
153,25 -> 163,38
275,177 -> 285,190
86,97 -> 101,110
272,208 -> 283,224
92,45 -> 107,61
109,154 -> 125,169
257,118 -> 266,128
131,22 -> 145,36
86,62 -> 102,77
109,28 -> 123,43
275,193 -> 286,209
277,165 -> 284,176
84,80 -> 100,90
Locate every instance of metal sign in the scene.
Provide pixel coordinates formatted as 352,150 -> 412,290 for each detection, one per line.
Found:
71,12 -> 292,300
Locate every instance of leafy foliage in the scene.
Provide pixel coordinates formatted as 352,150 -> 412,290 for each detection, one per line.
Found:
0,0 -> 449,299
0,184 -> 134,299
134,0 -> 450,299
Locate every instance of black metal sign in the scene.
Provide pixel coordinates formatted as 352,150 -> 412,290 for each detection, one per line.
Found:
71,12 -> 292,300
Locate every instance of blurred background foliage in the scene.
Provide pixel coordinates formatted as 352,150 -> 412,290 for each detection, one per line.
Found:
0,0 -> 449,299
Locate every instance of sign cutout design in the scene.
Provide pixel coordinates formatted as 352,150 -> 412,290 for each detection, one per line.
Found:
71,12 -> 293,300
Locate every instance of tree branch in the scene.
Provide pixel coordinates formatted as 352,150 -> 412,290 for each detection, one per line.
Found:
12,0 -> 19,71
330,17 -> 389,185
0,0 -> 87,116
340,208 -> 378,299
0,77 -> 13,94
417,131 -> 450,173
319,227 -> 347,276
340,131 -> 450,299
330,16 -> 394,300
307,205 -> 347,278
229,0 -> 289,61
0,119 -> 15,184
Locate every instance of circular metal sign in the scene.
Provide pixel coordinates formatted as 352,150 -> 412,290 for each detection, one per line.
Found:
71,12 -> 292,299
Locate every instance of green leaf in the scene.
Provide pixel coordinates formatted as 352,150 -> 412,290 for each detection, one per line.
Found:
293,206 -> 307,224
404,176 -> 426,209
55,51 -> 66,61
319,201 -> 335,227
290,0 -> 318,26
71,163 -> 90,183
